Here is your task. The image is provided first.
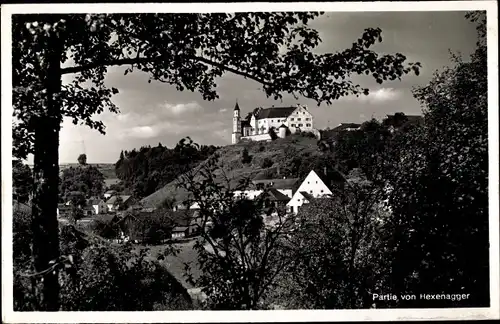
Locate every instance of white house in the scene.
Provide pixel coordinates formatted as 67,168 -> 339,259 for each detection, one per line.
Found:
232,102 -> 318,144
87,198 -> 108,215
287,170 -> 333,214
234,177 -> 299,201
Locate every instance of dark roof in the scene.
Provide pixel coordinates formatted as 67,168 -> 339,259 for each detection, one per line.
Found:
252,178 -> 299,189
172,226 -> 189,232
106,195 -> 132,205
279,124 -> 288,128
255,106 -> 297,119
164,210 -> 199,227
331,123 -> 362,132
300,191 -> 316,202
234,102 -> 240,111
260,188 -> 291,202
87,198 -> 104,205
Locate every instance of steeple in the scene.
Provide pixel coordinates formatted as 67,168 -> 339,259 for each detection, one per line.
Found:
234,100 -> 240,111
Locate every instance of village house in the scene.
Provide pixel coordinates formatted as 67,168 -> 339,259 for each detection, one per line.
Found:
231,102 -> 320,144
87,197 -> 108,215
287,170 -> 333,214
104,190 -> 116,199
106,195 -> 134,212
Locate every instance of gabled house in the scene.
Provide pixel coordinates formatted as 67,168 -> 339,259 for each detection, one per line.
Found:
287,170 -> 333,214
104,190 -> 116,199
87,198 -> 108,215
106,195 -> 134,212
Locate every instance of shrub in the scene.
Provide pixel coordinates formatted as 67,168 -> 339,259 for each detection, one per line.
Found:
241,148 -> 252,164
261,158 -> 274,169
268,127 -> 278,140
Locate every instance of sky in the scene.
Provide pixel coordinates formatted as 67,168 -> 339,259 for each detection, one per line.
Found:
33,11 -> 479,164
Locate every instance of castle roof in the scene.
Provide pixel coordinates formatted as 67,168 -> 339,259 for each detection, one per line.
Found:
254,106 -> 297,119
234,101 -> 240,111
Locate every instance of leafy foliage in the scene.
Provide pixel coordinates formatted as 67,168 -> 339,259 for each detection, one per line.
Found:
13,210 -> 192,311
115,139 -> 218,199
381,11 -> 489,307
270,172 -> 391,309
13,160 -> 33,203
12,12 -> 419,310
59,165 -> 106,199
77,153 -> 87,165
178,141 -> 297,310
241,147 -> 252,164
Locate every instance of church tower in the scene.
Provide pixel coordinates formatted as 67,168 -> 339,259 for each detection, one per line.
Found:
232,101 -> 242,144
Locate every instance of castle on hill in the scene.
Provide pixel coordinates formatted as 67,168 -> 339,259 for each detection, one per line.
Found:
231,102 -> 320,144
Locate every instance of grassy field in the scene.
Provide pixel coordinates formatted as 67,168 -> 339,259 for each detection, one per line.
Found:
140,135 -> 320,208
134,240 -> 201,289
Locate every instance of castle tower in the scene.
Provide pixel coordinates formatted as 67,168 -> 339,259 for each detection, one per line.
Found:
232,101 -> 242,144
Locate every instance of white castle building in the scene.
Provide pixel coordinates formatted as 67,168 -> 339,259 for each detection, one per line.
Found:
231,102 -> 319,144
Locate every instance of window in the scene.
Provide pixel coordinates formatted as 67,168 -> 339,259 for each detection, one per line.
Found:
310,190 -> 313,193
291,118 -> 294,121
299,124 -> 303,127
306,118 -> 311,121
320,189 -> 324,193
297,118 -> 301,121
316,181 -> 318,184
306,123 -> 311,127
291,124 -> 296,127
307,181 -> 310,184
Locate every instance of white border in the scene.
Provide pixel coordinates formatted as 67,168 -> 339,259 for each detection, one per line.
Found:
1,1 -> 499,323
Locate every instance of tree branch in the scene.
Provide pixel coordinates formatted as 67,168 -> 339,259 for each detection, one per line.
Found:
60,54 -> 273,87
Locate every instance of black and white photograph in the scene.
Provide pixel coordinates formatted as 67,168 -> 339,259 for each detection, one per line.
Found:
2,1 -> 499,322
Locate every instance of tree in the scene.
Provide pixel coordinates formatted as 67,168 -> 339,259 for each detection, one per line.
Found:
241,147 -> 252,164
115,139 -> 218,199
59,165 -> 105,199
260,157 -> 274,169
178,142 -> 298,309
12,12 -> 420,310
13,160 -> 33,203
268,127 -> 278,140
270,170 -> 391,309
382,12 -> 488,307
77,153 -> 87,166
66,191 -> 87,224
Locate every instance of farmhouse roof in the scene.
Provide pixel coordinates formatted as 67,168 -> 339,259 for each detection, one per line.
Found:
87,198 -> 104,206
299,191 -> 316,202
252,178 -> 299,190
260,188 -> 291,202
106,195 -> 132,205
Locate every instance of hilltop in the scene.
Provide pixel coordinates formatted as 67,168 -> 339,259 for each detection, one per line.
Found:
140,134 -> 329,208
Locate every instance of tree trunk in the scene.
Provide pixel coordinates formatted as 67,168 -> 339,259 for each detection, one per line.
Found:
31,35 -> 62,311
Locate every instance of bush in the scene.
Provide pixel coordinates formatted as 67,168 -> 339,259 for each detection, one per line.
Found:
268,128 -> 278,140
260,158 -> 274,169
241,148 -> 252,164
13,211 -> 192,311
